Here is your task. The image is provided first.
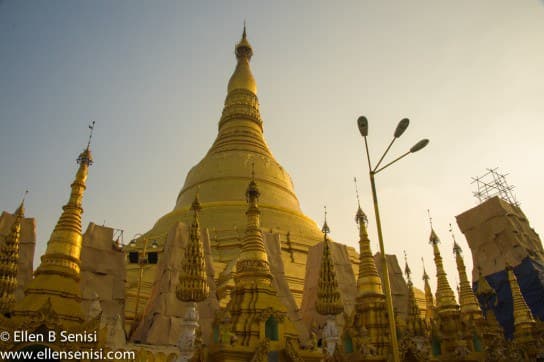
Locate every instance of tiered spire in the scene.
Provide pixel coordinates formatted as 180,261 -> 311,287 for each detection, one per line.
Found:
209,27 -> 272,158
475,268 -> 495,315
506,265 -> 535,338
225,166 -> 291,349
12,124 -> 94,326
177,192 -> 210,302
428,216 -> 458,312
422,258 -> 435,324
450,224 -> 481,320
315,208 -> 343,316
235,165 -> 272,283
355,203 -> 384,298
475,269 -> 503,335
404,252 -> 425,335
0,193 -> 26,314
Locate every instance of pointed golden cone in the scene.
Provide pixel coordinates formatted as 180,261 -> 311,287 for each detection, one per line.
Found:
452,241 -> 482,320
176,193 -> 210,302
475,270 -> 503,335
355,206 -> 384,297
404,255 -> 425,335
475,268 -> 495,313
235,170 -> 272,283
0,199 -> 25,314
506,265 -> 535,340
422,261 -> 435,324
12,146 -> 93,326
315,219 -> 343,316
429,228 -> 458,313
226,172 -> 292,348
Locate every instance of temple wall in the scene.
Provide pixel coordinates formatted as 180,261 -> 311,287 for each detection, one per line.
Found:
0,211 -> 36,301
129,222 -> 219,346
374,253 -> 410,318
80,222 -> 126,322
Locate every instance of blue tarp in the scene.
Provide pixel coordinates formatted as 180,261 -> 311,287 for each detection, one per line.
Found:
473,257 -> 544,339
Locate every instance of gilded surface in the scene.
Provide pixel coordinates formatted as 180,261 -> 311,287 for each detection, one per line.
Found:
0,199 -> 24,314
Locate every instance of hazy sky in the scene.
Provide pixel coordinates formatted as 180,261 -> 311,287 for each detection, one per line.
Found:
1,1 -> 543,294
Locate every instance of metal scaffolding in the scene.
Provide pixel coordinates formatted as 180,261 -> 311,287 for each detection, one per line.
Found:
471,168 -> 519,206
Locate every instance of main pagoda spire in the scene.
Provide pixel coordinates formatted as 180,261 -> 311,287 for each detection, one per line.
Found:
12,124 -> 94,327
212,26 -> 270,155
0,193 -> 27,315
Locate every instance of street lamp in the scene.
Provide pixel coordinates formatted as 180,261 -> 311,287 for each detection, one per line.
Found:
356,115 -> 429,362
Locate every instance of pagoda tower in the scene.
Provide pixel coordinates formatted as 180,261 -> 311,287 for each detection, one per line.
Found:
0,128 -> 100,354
422,260 -> 435,327
452,238 -> 482,324
399,253 -> 429,361
176,193 -> 210,361
403,254 -> 426,338
211,171 -> 296,361
344,205 -> 389,360
506,264 -> 537,359
315,211 -> 343,358
126,26 -> 324,323
428,226 -> 467,358
451,226 -> 484,356
475,269 -> 506,361
0,195 -> 26,315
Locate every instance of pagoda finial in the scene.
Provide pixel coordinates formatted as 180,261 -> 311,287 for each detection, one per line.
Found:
422,257 -> 430,281
78,122 -> 94,166
450,223 -> 462,255
14,190 -> 28,216
0,194 -> 27,314
354,177 -> 367,226
316,213 -> 343,316
177,193 -> 210,302
354,177 -> 361,209
227,25 -> 256,95
428,209 -> 440,244
404,251 -> 412,282
245,163 -> 260,205
86,120 -> 95,150
321,205 -> 330,235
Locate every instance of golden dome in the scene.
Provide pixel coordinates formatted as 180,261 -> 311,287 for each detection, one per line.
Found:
146,28 -> 322,251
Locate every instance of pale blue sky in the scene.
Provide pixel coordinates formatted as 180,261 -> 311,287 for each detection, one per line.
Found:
1,0 -> 543,293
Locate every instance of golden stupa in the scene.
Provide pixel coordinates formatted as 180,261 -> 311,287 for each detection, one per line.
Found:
125,27 -> 324,326
5,25 -> 544,362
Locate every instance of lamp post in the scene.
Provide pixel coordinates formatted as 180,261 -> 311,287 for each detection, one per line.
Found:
357,116 -> 429,362
129,234 -> 158,330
